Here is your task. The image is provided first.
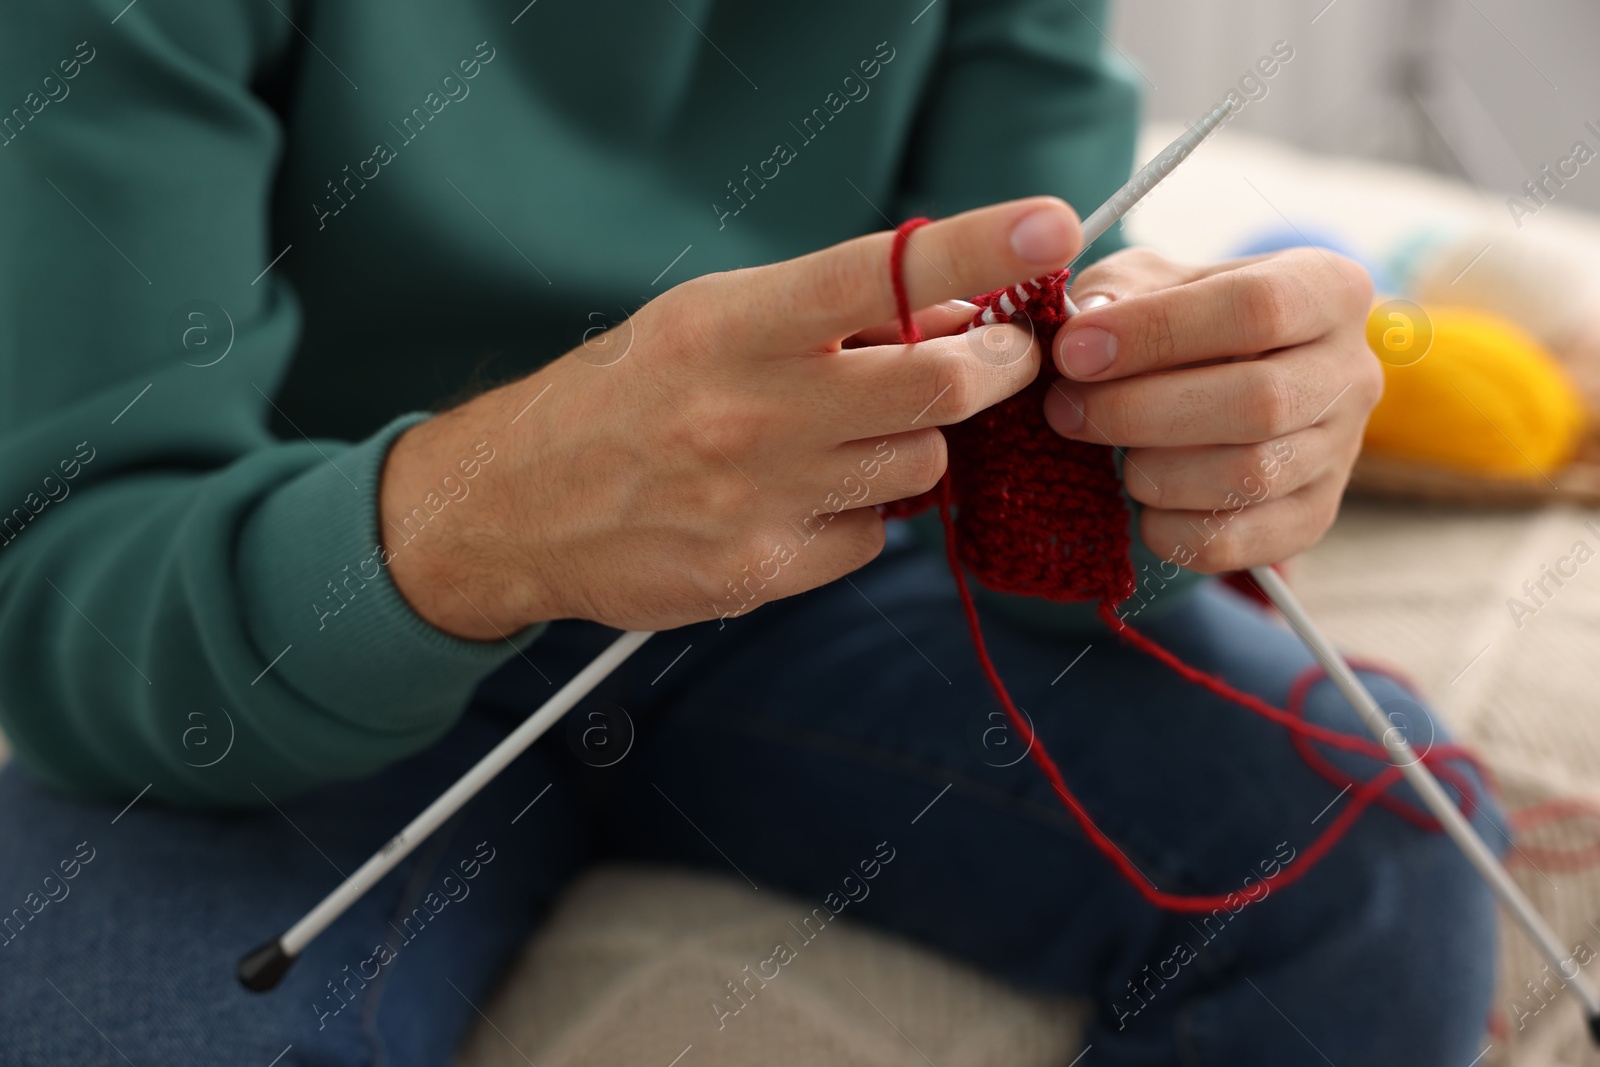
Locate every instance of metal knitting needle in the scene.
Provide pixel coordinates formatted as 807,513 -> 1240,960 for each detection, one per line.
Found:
238,629 -> 653,991
1249,567 -> 1600,1034
233,106 -> 1247,994
1061,97 -> 1236,315
1056,98 -> 1600,1037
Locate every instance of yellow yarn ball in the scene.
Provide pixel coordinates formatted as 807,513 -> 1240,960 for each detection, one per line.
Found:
1363,304 -> 1587,480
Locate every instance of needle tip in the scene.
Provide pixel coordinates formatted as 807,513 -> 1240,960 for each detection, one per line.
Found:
238,937 -> 296,992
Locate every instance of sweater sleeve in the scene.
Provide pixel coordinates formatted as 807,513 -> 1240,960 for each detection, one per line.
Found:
0,3 -> 538,807
895,0 -> 1207,630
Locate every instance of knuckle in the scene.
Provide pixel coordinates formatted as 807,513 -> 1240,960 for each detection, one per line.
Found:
1187,529 -> 1247,574
1119,246 -> 1168,272
735,527 -> 779,573
1329,253 -> 1375,310
810,511 -> 883,584
707,530 -> 785,607
1086,247 -> 1163,293
1235,440 -> 1283,492
897,429 -> 949,495
689,534 -> 753,607
1233,270 -> 1300,342
687,566 -> 727,612
1240,366 -> 1299,439
844,512 -> 888,568
1309,488 -> 1342,539
924,353 -> 981,422
1129,302 -> 1179,368
1122,452 -> 1164,507
1350,347 -> 1385,412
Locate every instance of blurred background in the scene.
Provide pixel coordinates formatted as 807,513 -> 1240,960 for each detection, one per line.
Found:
1113,0 -> 1600,213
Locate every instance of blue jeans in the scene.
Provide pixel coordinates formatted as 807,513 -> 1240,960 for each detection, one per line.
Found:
0,527 -> 1502,1066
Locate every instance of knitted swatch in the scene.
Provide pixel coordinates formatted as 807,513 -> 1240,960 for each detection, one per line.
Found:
880,267 -> 1136,605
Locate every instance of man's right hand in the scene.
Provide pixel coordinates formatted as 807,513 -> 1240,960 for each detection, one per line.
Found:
378,196 -> 1083,639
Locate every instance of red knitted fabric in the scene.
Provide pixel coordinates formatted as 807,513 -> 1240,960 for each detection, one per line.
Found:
880,266 -> 1136,605
882,217 -> 1493,912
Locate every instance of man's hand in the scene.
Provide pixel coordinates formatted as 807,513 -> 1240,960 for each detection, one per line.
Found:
1043,246 -> 1379,572
380,197 -> 1083,639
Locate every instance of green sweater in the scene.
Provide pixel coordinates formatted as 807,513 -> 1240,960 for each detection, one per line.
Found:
0,0 -> 1176,807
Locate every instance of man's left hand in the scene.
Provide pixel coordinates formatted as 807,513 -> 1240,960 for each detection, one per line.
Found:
1042,246 -> 1379,572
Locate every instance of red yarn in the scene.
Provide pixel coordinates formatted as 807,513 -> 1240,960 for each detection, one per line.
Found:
885,217 -> 1493,912
890,218 -> 928,344
1219,567 -> 1276,608
1507,798 -> 1600,872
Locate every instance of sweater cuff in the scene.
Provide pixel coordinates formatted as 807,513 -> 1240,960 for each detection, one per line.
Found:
237,412 -> 544,732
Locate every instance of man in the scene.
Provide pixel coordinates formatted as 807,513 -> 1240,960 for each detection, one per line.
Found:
0,2 -> 1497,1064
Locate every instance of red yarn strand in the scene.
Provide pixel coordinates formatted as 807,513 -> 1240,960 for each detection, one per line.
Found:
934,479 -> 1424,912
891,218 -> 932,344
1508,798 -> 1600,871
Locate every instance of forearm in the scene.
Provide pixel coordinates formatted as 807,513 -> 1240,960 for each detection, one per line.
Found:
0,413 -> 534,807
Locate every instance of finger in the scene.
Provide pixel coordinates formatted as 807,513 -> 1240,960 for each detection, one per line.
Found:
1138,478 -> 1343,573
795,430 -> 947,511
1061,247 -> 1335,350
799,326 -> 1041,440
1073,248 -> 1326,300
1042,339 -> 1364,448
726,196 -> 1082,351
845,300 -> 980,348
1054,248 -> 1371,381
1064,247 -> 1364,324
723,508 -> 887,617
1120,430 -> 1328,511
1067,246 -> 1200,306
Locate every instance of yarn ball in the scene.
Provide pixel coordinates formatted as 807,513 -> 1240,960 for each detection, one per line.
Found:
1363,305 -> 1587,480
1394,228 -> 1594,354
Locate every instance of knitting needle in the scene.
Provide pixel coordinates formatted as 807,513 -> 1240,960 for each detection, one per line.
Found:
237,628 -> 653,991
1247,567 -> 1600,1033
236,105 -> 1243,993
1061,97 -> 1236,316
1051,99 -> 1600,1036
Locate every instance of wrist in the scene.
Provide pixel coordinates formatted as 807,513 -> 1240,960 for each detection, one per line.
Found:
378,408 -> 551,640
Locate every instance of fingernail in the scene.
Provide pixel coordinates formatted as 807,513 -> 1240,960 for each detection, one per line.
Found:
938,299 -> 979,312
1077,293 -> 1113,311
1047,383 -> 1085,435
1009,208 -> 1076,264
1058,327 -> 1118,379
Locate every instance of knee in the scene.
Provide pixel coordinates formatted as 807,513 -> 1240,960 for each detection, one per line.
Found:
1299,668 -> 1509,842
